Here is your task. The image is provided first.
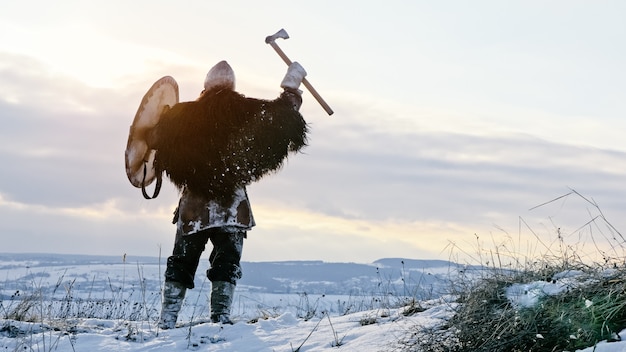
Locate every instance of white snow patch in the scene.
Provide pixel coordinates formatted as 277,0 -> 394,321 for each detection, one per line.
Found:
505,270 -> 594,308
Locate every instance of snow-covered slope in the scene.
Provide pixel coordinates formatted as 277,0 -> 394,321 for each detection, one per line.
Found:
2,253 -> 625,351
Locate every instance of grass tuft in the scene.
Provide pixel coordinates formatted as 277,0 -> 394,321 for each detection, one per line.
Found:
412,190 -> 626,352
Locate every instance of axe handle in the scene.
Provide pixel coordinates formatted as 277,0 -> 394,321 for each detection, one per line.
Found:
302,78 -> 334,116
268,41 -> 334,116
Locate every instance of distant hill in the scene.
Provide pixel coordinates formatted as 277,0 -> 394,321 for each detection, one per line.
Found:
0,253 -> 464,298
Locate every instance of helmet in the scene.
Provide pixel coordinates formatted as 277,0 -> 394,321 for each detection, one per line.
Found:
204,60 -> 235,91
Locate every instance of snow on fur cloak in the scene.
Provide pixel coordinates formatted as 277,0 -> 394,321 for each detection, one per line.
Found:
153,87 -> 309,205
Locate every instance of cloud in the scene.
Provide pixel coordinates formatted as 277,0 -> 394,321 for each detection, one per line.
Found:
246,113 -> 626,262
253,114 -> 626,224
1,44 -> 626,263
0,52 -> 194,206
245,202 -> 474,262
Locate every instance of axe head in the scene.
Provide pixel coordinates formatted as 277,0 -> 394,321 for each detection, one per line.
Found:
265,28 -> 289,44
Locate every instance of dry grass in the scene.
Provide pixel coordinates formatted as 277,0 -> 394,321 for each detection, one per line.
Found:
409,190 -> 626,352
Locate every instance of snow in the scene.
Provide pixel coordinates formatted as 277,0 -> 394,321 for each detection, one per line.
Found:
1,253 -> 626,351
505,279 -> 572,308
0,305 -> 455,351
504,269 -> 605,309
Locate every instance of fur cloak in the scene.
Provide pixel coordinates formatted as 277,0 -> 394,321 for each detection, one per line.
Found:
152,88 -> 308,205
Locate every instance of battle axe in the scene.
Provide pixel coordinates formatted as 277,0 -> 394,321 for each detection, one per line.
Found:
265,29 -> 334,116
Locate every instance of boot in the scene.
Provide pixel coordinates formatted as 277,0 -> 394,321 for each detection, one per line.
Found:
210,281 -> 235,324
159,281 -> 187,329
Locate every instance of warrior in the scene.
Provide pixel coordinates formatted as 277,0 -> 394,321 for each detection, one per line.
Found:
145,60 -> 309,328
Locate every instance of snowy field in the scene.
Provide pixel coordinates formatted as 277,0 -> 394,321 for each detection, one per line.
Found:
0,253 -> 459,351
1,253 -> 625,351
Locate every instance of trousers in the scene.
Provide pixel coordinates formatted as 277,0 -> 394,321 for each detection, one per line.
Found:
164,228 -> 246,289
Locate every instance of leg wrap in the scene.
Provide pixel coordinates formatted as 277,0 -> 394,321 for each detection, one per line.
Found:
165,228 -> 210,289
210,281 -> 235,324
206,230 -> 246,284
159,281 -> 187,329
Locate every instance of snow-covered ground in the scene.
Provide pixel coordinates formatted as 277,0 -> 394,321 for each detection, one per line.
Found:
0,301 -> 457,351
1,253 -> 625,351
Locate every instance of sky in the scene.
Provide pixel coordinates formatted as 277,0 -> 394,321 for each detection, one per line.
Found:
1,1 -> 626,264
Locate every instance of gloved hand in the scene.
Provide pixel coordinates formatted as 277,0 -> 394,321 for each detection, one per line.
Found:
280,62 -> 307,91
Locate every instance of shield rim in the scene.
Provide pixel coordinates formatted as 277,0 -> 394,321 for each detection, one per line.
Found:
125,76 -> 179,189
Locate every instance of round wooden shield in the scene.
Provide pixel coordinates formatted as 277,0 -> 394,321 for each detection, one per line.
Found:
125,76 -> 179,188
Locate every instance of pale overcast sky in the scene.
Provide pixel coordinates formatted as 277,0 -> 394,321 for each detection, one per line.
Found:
1,1 -> 626,264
